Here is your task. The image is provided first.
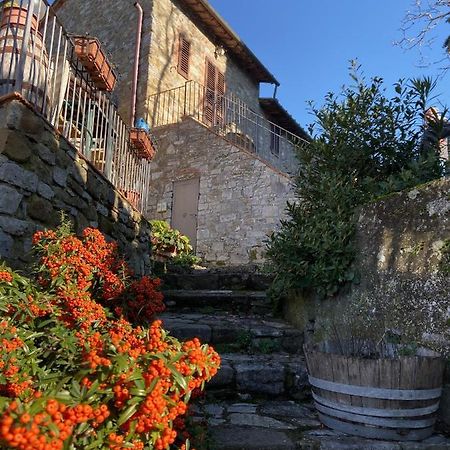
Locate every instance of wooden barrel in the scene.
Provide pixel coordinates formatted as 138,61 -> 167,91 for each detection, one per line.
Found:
304,342 -> 445,441
0,6 -> 49,111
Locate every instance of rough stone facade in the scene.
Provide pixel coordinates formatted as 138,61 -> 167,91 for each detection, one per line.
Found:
55,0 -> 264,123
146,0 -> 261,110
282,178 -> 450,427
55,0 -> 154,123
0,96 -> 152,275
149,117 -> 295,265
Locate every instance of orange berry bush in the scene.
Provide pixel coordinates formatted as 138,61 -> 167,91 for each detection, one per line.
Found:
0,219 -> 220,449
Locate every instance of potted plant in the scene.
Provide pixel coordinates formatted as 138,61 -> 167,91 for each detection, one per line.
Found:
150,220 -> 193,262
304,280 -> 450,442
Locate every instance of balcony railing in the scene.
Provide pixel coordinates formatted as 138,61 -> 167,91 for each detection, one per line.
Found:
0,0 -> 151,213
146,80 -> 308,173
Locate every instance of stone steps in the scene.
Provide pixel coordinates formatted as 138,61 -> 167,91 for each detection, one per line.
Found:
162,289 -> 272,315
190,399 -> 450,450
158,312 -> 304,354
161,269 -> 450,449
207,353 -> 308,399
162,269 -> 273,292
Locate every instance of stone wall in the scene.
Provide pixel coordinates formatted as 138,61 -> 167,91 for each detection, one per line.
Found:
148,117 -> 295,265
0,96 -> 152,275
148,0 -> 261,111
282,178 -> 450,427
55,0 -> 154,124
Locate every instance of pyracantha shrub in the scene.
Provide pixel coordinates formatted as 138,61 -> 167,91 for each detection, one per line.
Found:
0,220 -> 220,450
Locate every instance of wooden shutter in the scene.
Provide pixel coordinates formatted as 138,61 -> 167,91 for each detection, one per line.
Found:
177,35 -> 191,79
204,60 -> 216,126
216,70 -> 225,124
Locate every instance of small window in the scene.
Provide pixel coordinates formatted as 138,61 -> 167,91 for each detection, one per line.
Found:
177,35 -> 191,79
270,123 -> 281,156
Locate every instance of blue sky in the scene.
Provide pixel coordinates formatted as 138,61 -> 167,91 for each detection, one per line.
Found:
208,0 -> 450,130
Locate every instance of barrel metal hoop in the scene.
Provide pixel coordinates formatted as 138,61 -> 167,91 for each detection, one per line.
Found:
312,392 -> 440,418
309,375 -> 442,400
314,402 -> 436,429
318,414 -> 435,442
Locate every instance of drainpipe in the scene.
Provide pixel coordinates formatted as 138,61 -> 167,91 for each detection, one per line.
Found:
131,1 -> 143,128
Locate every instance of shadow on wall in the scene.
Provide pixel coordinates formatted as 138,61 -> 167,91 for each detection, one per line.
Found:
0,96 -> 152,275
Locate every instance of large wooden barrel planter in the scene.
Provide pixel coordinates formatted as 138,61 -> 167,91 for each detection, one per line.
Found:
0,3 -> 49,111
304,342 -> 445,441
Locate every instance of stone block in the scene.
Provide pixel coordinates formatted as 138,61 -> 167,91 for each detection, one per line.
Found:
0,162 -> 38,192
37,182 -> 55,200
209,426 -> 295,450
0,184 -> 23,214
53,167 -> 68,187
0,230 -> 14,259
37,144 -> 56,166
0,216 -> 30,236
0,131 -> 32,163
235,363 -> 285,396
27,195 -> 56,225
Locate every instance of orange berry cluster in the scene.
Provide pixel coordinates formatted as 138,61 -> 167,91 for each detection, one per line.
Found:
0,223 -> 221,449
0,270 -> 13,283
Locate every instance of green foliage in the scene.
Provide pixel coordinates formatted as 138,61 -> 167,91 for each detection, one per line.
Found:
267,67 -> 447,301
150,220 -> 193,256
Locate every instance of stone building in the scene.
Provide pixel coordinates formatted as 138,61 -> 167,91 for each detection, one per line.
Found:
53,0 -> 308,265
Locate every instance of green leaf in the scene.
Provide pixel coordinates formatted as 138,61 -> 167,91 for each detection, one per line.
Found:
117,404 -> 138,426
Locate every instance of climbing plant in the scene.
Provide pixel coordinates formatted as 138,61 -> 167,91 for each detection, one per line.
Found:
267,66 -> 447,302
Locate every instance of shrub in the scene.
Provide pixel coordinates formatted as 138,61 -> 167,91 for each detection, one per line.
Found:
150,221 -> 193,259
0,220 -> 220,450
267,68 -> 447,301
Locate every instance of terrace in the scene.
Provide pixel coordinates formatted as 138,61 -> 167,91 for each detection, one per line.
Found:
0,0 -> 152,213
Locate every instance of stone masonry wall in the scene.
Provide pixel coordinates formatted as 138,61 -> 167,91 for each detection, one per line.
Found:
148,0 -> 261,111
282,178 -> 450,427
148,117 -> 295,265
55,0 -> 154,124
56,0 -> 269,119
0,96 -> 152,275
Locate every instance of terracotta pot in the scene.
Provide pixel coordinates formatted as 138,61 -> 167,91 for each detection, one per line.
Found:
130,128 -> 156,160
72,35 -> 117,92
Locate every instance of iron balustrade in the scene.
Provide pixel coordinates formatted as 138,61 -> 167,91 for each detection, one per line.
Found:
146,80 -> 309,173
0,0 -> 151,213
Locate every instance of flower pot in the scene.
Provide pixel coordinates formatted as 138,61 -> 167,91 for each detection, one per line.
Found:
72,35 -> 117,92
304,342 -> 445,442
0,3 -> 49,111
130,128 -> 156,160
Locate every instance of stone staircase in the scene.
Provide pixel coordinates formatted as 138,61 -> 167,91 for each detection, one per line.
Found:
158,268 -> 450,450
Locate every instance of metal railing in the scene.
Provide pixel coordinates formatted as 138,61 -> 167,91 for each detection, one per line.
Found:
0,0 -> 151,213
146,80 -> 308,172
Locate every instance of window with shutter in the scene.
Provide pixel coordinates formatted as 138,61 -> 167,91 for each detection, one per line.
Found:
203,59 -> 225,126
177,35 -> 191,79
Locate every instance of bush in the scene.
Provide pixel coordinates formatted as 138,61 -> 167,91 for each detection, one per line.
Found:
0,220 -> 220,449
267,69 -> 447,301
150,221 -> 193,259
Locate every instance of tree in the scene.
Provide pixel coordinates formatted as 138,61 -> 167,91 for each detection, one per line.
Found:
266,68 -> 446,302
398,1 -> 450,69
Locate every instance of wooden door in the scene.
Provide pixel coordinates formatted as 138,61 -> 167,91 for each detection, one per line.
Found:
172,178 -> 200,251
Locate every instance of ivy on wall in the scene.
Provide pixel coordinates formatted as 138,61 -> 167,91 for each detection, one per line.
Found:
267,66 -> 447,303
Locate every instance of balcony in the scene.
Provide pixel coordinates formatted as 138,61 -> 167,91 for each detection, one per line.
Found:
0,0 -> 151,213
146,80 -> 309,174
